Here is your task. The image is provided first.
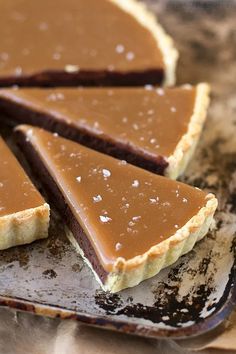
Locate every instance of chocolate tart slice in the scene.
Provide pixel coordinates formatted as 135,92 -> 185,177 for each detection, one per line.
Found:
0,84 -> 209,179
15,125 -> 217,292
0,137 -> 49,250
0,0 -> 177,87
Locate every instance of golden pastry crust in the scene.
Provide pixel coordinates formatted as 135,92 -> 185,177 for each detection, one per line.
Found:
0,203 -> 50,250
66,194 -> 217,293
105,193 -> 217,292
109,0 -> 178,86
166,83 -> 211,179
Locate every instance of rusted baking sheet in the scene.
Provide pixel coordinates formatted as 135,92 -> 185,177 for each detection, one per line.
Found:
0,0 -> 236,339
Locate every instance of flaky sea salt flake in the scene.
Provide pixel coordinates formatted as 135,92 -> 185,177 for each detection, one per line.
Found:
100,215 -> 111,223
132,180 -> 139,187
115,242 -> 122,251
93,195 -> 102,203
126,51 -> 135,61
102,169 -> 111,178
65,64 -> 80,73
156,88 -> 164,96
116,44 -> 125,53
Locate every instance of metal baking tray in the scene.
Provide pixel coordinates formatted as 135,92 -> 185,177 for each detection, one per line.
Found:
0,0 -> 235,339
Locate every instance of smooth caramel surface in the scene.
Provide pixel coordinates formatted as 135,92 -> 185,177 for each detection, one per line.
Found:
0,137 -> 45,217
1,87 -> 196,158
18,125 -> 208,271
0,0 -> 164,77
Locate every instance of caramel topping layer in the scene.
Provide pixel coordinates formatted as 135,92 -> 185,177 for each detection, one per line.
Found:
1,87 -> 196,158
0,137 -> 45,217
18,125 -> 208,272
0,0 -> 164,77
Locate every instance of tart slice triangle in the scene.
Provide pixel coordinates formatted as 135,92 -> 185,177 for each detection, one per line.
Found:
0,84 -> 210,179
0,136 -> 49,249
0,0 -> 177,86
15,125 -> 217,292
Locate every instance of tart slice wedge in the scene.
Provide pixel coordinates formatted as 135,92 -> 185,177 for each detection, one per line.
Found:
0,84 -> 210,179
15,125 -> 217,292
0,137 -> 49,250
0,0 -> 177,87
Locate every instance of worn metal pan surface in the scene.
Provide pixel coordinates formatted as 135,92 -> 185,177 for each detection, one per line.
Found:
0,0 -> 236,339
